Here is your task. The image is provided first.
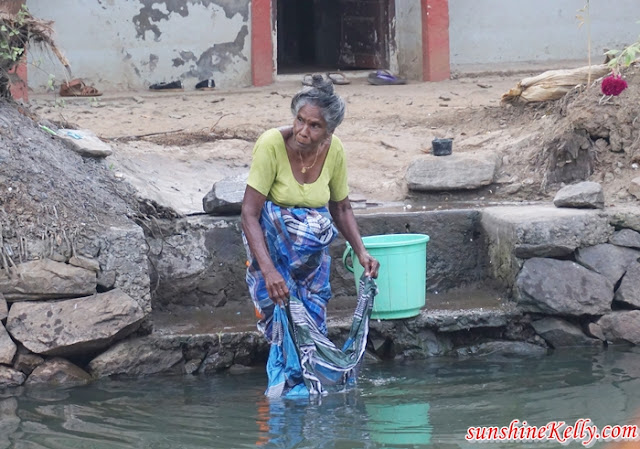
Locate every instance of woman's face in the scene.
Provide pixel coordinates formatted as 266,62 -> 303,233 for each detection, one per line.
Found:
292,104 -> 330,150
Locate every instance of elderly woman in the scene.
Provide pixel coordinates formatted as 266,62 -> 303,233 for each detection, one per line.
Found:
241,74 -> 379,396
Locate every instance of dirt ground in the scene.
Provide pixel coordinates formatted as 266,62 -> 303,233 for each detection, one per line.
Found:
27,67 -> 640,215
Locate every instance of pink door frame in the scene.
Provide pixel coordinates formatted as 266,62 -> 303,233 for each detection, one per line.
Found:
251,0 -> 450,86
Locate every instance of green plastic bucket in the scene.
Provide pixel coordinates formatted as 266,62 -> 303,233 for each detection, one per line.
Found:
343,234 -> 429,319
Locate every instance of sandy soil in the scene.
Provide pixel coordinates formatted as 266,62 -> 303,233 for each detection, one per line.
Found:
29,69 -> 640,215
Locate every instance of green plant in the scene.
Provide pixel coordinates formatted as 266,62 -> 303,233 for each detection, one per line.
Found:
0,5 -> 28,64
0,6 -> 65,98
46,73 -> 55,91
605,26 -> 640,74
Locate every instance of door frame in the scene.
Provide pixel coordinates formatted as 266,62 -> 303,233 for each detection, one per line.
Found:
251,0 -> 450,86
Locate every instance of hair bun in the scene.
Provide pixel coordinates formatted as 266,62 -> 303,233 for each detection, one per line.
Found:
311,74 -> 334,95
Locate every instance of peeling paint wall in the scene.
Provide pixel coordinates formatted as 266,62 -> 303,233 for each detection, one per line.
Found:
26,0 -> 251,92
450,0 -> 640,69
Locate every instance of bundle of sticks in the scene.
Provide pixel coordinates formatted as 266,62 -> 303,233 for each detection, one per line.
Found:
501,64 -> 611,104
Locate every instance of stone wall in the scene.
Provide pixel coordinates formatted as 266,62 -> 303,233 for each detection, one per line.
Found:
144,209 -> 489,311
2,200 -> 640,388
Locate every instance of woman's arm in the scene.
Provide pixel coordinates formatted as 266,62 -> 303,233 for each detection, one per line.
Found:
241,186 -> 290,304
329,197 -> 380,278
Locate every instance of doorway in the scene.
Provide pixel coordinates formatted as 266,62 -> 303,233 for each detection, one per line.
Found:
276,0 -> 391,74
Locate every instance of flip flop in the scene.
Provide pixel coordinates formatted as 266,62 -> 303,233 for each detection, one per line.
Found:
195,79 -> 216,90
327,72 -> 350,85
367,70 -> 407,86
149,80 -> 183,92
59,79 -> 102,97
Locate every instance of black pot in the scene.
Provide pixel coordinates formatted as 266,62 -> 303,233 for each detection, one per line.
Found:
432,138 -> 452,156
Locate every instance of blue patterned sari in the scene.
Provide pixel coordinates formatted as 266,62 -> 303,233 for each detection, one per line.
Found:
244,201 -> 376,397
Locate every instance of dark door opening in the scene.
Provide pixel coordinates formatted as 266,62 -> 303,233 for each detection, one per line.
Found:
276,0 -> 391,74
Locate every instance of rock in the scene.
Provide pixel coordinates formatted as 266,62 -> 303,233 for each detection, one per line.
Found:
0,293 -> 6,322
531,317 -> 601,347
56,128 -> 113,158
0,259 -> 96,301
456,341 -> 547,358
13,351 -> 44,376
406,151 -> 500,191
553,181 -> 604,209
26,357 -> 92,386
482,205 -> 612,289
184,359 -> 202,375
587,322 -> 606,341
198,351 -> 234,374
614,262 -> 640,308
0,366 -> 25,388
146,215 -> 247,310
516,258 -> 613,316
68,255 -> 100,273
629,177 -> 640,200
202,173 -> 248,215
608,207 -> 640,232
7,289 -> 145,357
76,225 -> 152,315
89,337 -> 183,377
413,306 -> 520,332
97,270 -> 116,291
0,324 -> 16,365
610,229 -> 640,249
575,244 -> 640,286
596,311 -> 640,345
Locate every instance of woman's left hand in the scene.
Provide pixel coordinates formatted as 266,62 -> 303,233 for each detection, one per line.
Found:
357,252 -> 380,278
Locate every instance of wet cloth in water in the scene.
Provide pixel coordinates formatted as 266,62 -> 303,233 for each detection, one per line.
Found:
244,200 -> 377,396
266,275 -> 377,397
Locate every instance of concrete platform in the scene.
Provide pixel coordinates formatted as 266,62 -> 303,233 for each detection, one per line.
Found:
152,281 -> 508,337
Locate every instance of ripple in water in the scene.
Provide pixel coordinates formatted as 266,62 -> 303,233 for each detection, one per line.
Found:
1,347 -> 639,448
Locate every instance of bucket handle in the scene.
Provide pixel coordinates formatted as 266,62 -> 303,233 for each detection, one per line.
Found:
342,247 -> 354,273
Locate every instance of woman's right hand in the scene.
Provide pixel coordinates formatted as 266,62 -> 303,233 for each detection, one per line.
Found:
264,269 -> 290,306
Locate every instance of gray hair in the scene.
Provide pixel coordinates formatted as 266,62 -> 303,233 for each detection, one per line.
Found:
290,74 -> 346,133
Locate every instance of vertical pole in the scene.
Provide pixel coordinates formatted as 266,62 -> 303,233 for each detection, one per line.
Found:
421,0 -> 450,82
251,0 -> 274,86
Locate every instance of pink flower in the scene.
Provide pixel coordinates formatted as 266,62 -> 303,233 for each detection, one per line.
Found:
601,74 -> 628,96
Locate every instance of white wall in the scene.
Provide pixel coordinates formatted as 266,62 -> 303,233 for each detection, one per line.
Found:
450,0 -> 640,69
395,0 -> 423,80
26,0 -> 251,92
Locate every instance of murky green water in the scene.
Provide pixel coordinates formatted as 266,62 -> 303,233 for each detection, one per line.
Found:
2,347 -> 640,448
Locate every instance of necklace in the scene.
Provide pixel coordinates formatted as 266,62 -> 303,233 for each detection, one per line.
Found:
298,145 -> 321,174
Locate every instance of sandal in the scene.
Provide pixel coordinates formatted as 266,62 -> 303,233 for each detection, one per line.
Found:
327,72 -> 350,85
149,80 -> 183,91
367,70 -> 407,86
195,79 -> 216,90
59,79 -> 102,97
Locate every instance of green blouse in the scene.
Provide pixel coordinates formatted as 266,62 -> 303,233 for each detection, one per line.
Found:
246,128 -> 349,208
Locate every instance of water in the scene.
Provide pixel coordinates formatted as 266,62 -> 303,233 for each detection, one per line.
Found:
2,346 -> 640,449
